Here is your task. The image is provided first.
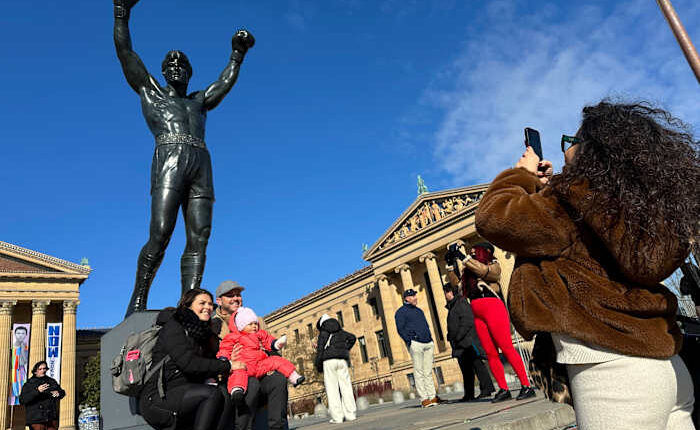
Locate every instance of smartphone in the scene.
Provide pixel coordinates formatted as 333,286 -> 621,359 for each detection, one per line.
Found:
524,127 -> 543,160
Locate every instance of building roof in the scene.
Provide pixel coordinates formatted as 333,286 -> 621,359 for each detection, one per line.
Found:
264,265 -> 373,322
0,241 -> 91,275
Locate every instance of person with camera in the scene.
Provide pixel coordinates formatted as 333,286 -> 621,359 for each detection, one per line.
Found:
445,243 -> 534,402
475,101 -> 699,429
442,281 -> 495,402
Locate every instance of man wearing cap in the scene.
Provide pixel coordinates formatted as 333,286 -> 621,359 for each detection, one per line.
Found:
395,289 -> 439,407
212,281 -> 288,430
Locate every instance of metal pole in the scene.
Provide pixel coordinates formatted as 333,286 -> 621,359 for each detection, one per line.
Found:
656,0 -> 700,84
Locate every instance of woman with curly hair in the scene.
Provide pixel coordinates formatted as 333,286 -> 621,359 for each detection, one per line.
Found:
475,100 -> 699,429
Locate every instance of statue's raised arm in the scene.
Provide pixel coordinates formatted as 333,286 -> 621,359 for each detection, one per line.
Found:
201,30 -> 255,110
113,0 -> 158,94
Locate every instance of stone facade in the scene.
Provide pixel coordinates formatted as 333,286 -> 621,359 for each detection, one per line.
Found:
0,241 -> 90,430
264,184 -> 521,403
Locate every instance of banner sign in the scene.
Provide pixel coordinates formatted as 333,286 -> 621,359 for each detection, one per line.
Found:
46,323 -> 62,383
10,323 -> 30,406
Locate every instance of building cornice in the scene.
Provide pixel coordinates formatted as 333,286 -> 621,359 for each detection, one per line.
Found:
0,241 -> 91,276
264,266 -> 373,323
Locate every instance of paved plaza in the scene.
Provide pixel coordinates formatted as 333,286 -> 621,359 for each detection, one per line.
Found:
288,391 -> 576,430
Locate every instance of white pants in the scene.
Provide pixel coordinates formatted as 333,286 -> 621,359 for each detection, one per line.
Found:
567,355 -> 695,430
323,359 -> 357,422
409,341 -> 436,401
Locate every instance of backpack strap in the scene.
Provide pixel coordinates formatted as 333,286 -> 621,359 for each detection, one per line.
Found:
144,355 -> 171,399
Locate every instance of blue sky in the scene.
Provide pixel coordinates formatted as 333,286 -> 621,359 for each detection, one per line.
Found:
1,0 -> 698,328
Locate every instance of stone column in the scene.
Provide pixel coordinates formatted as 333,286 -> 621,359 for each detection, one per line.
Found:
29,300 -> 51,367
0,301 -> 16,430
394,264 -> 437,343
376,275 -> 408,363
420,252 -> 449,343
59,301 -> 78,430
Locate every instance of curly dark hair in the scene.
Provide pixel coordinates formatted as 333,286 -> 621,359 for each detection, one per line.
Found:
550,100 -> 700,251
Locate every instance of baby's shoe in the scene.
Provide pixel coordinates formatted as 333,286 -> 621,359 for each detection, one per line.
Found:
230,387 -> 245,405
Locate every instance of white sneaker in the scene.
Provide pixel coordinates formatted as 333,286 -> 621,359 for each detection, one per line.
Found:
345,416 -> 356,421
329,419 -> 343,424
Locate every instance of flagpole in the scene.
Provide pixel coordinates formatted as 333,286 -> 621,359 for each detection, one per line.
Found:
656,0 -> 700,84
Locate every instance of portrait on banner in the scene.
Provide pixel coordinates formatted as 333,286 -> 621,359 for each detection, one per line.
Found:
10,323 -> 30,405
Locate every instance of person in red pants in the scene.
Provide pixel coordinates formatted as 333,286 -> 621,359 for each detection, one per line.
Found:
217,307 -> 305,404
455,242 -> 535,402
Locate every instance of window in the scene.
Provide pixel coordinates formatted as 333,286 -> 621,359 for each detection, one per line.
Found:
294,329 -> 299,342
369,297 -> 378,316
336,311 -> 344,327
433,367 -> 444,385
375,330 -> 389,358
406,373 -> 415,388
352,304 -> 361,322
307,323 -> 313,338
358,336 -> 368,363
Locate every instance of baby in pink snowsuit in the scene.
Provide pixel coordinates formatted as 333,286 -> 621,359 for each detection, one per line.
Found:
217,307 -> 304,403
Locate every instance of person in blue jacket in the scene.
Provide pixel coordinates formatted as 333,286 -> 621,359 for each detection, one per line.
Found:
395,289 -> 439,407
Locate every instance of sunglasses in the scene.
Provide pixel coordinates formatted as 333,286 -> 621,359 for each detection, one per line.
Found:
561,135 -> 581,153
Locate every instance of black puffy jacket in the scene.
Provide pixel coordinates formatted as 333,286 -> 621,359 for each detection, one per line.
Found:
19,375 -> 65,424
139,308 -> 230,430
445,295 -> 481,358
314,318 -> 356,372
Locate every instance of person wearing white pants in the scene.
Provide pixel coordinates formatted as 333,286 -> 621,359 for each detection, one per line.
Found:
323,358 -> 357,423
566,353 -> 694,430
409,340 -> 437,403
314,314 -> 357,424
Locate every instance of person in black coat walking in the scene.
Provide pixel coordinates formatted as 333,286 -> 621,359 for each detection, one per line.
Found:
314,315 -> 357,424
443,283 -> 495,401
20,361 -> 65,430
138,288 -> 238,430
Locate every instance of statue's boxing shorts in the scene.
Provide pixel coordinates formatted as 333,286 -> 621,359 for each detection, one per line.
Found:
151,133 -> 214,200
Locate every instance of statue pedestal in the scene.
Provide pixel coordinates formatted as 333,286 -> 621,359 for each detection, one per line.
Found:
100,311 -> 158,430
99,311 -> 283,430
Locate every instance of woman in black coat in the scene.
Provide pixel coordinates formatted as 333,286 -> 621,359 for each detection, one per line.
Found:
443,283 -> 495,401
19,360 -> 65,430
139,288 -> 236,430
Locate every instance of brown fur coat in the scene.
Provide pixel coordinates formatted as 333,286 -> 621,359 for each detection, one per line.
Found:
475,167 -> 685,358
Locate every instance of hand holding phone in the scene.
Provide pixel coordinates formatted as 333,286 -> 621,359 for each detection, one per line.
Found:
524,127 -> 543,160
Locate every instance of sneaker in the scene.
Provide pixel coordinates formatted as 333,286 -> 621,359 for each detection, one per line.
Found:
431,396 -> 446,404
491,388 -> 512,403
230,387 -> 245,405
329,419 -> 343,424
516,386 -> 536,400
476,390 -> 494,399
345,416 -> 356,421
293,375 -> 305,388
458,396 -> 475,402
420,399 -> 434,408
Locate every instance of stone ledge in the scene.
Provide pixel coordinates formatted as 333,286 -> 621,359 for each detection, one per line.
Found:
462,400 -> 575,430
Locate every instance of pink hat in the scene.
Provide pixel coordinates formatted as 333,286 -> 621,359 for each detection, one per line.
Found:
235,307 -> 258,331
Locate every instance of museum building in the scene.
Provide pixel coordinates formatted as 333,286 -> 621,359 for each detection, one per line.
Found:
0,241 -> 89,430
263,184 -> 521,404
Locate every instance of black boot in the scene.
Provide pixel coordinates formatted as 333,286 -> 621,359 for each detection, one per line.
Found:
516,386 -> 536,400
491,388 -> 512,403
125,249 -> 164,318
180,252 -> 205,294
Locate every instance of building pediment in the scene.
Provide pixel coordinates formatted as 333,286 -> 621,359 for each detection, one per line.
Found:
363,184 -> 489,262
0,241 -> 91,279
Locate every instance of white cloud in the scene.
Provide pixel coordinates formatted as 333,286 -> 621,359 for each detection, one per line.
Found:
426,0 -> 700,185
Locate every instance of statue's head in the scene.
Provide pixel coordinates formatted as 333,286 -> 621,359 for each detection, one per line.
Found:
162,50 -> 192,86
